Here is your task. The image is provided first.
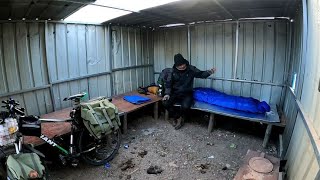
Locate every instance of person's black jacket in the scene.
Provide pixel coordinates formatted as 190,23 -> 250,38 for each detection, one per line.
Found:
165,61 -> 211,96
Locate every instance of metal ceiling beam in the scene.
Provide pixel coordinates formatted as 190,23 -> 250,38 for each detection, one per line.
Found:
213,0 -> 235,19
24,0 -> 38,18
39,2 -> 53,19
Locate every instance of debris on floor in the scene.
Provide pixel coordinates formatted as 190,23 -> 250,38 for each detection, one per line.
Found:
230,143 -> 237,149
49,116 -> 278,180
120,159 -> 135,171
104,162 -> 111,169
168,161 -> 179,168
138,150 -> 148,158
147,165 -> 163,174
206,142 -> 214,146
222,164 -> 231,170
195,163 -> 209,174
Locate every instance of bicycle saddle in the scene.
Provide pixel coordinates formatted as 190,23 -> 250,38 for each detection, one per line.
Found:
63,93 -> 86,101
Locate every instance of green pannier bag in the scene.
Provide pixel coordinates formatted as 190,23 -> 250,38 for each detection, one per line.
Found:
81,97 -> 121,139
7,153 -> 46,180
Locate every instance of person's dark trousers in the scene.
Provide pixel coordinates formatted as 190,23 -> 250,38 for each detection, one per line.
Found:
162,93 -> 194,120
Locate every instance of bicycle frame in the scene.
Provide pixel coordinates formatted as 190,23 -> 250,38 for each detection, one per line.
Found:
38,134 -> 69,155
17,102 -> 82,157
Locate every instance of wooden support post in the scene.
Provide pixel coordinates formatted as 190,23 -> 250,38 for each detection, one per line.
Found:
263,124 -> 273,148
279,134 -> 283,157
165,110 -> 169,121
208,113 -> 215,133
154,102 -> 159,121
123,113 -> 128,134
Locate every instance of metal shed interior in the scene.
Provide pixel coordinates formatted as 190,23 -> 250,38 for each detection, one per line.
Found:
0,0 -> 319,179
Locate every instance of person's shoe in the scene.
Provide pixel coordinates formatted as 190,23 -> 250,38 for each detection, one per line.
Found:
174,117 -> 184,130
172,118 -> 177,127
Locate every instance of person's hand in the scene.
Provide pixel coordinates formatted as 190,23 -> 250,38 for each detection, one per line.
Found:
162,95 -> 170,101
208,67 -> 216,74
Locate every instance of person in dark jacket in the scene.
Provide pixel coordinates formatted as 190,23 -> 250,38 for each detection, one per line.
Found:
162,53 -> 216,129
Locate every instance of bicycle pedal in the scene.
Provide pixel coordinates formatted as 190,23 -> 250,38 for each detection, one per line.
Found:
71,159 -> 79,167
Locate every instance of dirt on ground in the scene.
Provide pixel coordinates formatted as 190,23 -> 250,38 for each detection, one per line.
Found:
48,111 -> 279,180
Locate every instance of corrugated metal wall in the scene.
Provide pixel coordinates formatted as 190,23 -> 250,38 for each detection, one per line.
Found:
154,21 -> 289,107
153,27 -> 188,74
190,23 -> 235,94
111,26 -> 153,95
46,23 -> 112,110
283,0 -> 320,179
0,22 -> 153,114
0,22 -> 53,115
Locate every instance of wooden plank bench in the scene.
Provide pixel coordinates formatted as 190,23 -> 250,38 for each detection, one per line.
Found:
165,101 -> 285,148
24,91 -> 161,145
112,91 -> 162,134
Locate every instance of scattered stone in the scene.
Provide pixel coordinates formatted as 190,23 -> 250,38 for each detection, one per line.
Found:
195,163 -> 209,173
222,164 -> 231,170
119,159 -> 135,171
230,143 -> 237,149
226,164 -> 231,169
169,161 -> 179,168
138,150 -> 148,158
147,165 -> 163,174
158,150 -> 167,157
206,142 -> 214,146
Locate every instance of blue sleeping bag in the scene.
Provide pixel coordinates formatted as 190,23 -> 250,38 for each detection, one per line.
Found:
193,88 -> 270,114
123,95 -> 151,105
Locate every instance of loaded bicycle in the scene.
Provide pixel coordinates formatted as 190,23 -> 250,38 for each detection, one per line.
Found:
0,93 -> 121,179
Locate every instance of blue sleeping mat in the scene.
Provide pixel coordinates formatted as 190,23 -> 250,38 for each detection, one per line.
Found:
193,88 -> 270,114
123,95 -> 151,105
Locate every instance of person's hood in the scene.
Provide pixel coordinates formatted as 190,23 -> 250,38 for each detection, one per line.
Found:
174,53 -> 189,67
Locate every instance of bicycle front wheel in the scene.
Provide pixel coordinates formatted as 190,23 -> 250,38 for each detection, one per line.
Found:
78,129 -> 121,166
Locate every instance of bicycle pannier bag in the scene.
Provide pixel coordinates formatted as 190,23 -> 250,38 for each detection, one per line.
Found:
7,153 -> 46,180
81,97 -> 121,139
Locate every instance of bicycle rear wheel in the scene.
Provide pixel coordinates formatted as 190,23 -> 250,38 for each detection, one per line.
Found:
78,129 -> 121,166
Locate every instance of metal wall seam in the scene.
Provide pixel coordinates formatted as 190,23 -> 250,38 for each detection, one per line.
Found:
233,21 -> 239,79
107,26 -> 114,96
44,22 -> 56,111
297,0 -> 308,99
187,25 -> 191,61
